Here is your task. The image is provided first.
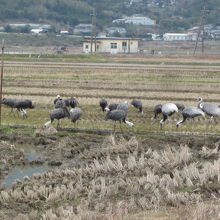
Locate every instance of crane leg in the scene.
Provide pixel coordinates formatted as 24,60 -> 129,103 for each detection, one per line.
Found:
57,120 -> 60,128
10,108 -> 16,117
21,109 -> 27,119
10,108 -> 14,115
160,114 -> 167,130
176,116 -> 186,128
16,109 -> 20,117
119,122 -> 124,134
113,121 -> 116,133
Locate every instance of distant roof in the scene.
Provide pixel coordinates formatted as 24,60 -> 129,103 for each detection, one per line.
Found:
75,24 -> 92,28
84,36 -> 139,40
163,33 -> 189,36
9,23 -> 51,29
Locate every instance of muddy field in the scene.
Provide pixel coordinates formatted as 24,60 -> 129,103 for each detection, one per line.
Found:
0,128 -> 220,219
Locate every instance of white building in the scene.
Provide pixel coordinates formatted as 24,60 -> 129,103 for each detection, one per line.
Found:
105,27 -> 127,36
30,29 -> 44,34
129,0 -> 143,6
60,30 -> 69,35
74,24 -> 93,35
163,33 -> 197,41
113,16 -> 156,26
9,23 -> 51,30
83,37 -> 139,54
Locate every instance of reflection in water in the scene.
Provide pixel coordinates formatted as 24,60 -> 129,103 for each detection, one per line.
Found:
18,144 -> 43,162
3,166 -> 51,187
24,152 -> 42,162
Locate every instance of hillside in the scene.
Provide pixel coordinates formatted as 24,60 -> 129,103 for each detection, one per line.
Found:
0,0 -> 219,34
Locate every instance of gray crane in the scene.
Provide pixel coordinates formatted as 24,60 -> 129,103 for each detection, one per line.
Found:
14,99 -> 35,118
198,97 -> 220,121
99,98 -> 108,112
65,97 -> 79,108
44,107 -> 70,127
152,103 -> 184,120
152,104 -> 162,119
54,98 -> 66,109
160,103 -> 178,127
54,95 -> 61,104
131,99 -> 143,114
176,106 -> 205,127
106,103 -> 118,111
105,109 -> 133,131
53,95 -> 62,105
2,98 -> 17,113
70,107 -> 82,123
175,103 -> 185,111
117,101 -> 129,114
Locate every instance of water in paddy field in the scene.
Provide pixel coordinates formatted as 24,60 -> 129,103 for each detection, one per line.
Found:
17,144 -> 43,161
22,147 -> 42,162
3,166 -> 51,187
3,144 -> 52,187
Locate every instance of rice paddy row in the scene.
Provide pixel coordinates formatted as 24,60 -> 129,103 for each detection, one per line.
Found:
2,59 -> 220,133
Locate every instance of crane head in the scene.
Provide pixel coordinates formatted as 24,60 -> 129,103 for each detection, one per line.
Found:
197,97 -> 203,102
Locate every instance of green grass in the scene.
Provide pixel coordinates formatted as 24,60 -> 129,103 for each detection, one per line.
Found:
1,53 -> 220,66
2,105 -> 220,135
0,54 -> 107,63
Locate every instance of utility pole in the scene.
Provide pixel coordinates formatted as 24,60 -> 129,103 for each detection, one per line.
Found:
93,9 -> 97,53
193,0 -> 208,55
90,8 -> 96,54
0,39 -> 5,125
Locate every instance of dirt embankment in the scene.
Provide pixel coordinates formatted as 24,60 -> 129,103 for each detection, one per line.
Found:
0,128 -> 220,220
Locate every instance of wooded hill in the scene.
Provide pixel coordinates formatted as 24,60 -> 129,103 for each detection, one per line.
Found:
0,0 -> 219,34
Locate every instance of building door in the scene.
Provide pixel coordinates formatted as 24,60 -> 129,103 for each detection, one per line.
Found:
122,41 -> 127,53
84,44 -> 90,53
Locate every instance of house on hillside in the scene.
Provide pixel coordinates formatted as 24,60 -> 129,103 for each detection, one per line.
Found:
105,27 -> 127,37
128,0 -> 143,6
83,36 -> 139,54
73,24 -> 93,35
188,24 -> 220,39
9,23 -> 51,32
31,29 -> 45,34
163,33 -> 197,41
210,30 -> 220,39
113,15 -> 156,26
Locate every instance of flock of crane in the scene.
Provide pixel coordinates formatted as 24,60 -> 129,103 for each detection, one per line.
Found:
2,95 -> 220,130
99,97 -> 218,130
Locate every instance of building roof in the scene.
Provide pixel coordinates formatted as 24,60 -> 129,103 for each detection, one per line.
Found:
9,23 -> 51,29
84,36 -> 139,41
163,33 -> 189,36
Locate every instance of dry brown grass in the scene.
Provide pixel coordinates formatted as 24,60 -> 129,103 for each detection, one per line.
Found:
1,135 -> 219,220
179,203 -> 220,220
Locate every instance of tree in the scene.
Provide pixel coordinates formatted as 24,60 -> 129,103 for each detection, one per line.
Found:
20,25 -> 31,33
4,25 -> 13,33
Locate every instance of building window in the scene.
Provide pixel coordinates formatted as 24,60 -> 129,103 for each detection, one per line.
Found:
85,45 -> 89,49
110,43 -> 117,49
96,45 -> 99,50
122,42 -> 127,47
